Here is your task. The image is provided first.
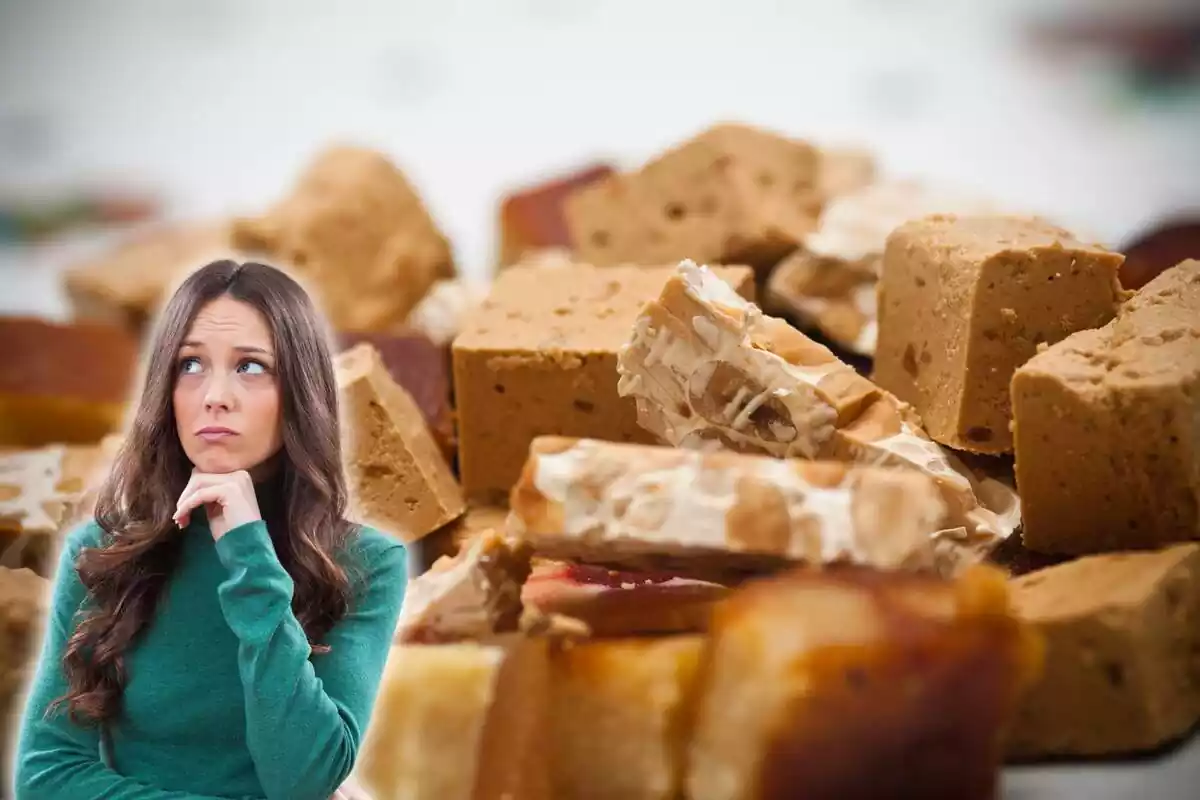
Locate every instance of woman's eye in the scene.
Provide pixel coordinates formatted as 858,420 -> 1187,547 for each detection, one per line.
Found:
179,357 -> 201,374
239,360 -> 268,375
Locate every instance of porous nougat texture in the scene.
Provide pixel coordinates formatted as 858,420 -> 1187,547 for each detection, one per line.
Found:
63,221 -> 241,333
686,564 -> 1042,800
565,123 -> 823,275
404,278 -> 489,348
510,437 -> 952,576
876,215 -> 1126,454
617,261 -> 1020,562
1006,544 -> 1200,758
1,445 -> 106,575
453,263 -> 754,506
356,637 -> 550,800
0,317 -> 138,448
551,635 -> 705,800
1,566 -> 48,792
232,145 -> 454,332
766,182 -> 1000,357
336,343 -> 465,543
497,163 -> 614,268
1012,259 -> 1200,555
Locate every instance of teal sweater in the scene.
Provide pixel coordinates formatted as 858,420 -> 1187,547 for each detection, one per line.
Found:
12,513 -> 407,800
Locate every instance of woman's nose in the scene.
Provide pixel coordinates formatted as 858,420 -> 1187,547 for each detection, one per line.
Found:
203,372 -> 235,410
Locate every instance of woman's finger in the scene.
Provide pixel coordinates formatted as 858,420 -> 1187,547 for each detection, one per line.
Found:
174,473 -> 240,525
174,484 -> 232,527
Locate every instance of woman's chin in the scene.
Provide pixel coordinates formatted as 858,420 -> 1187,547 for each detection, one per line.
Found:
190,454 -> 247,474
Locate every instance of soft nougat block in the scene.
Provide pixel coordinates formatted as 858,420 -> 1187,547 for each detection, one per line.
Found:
1012,259 -> 1200,555
497,163 -> 615,268
875,215 -> 1125,454
452,263 -> 754,505
232,145 -> 454,332
686,565 -> 1042,800
335,343 -> 465,542
1006,545 -> 1200,758
565,123 -> 823,274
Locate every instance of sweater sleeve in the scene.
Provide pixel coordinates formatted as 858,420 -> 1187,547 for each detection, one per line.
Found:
213,520 -> 407,800
12,522 -> 247,800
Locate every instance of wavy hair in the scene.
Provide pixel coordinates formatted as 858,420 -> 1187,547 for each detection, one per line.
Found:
52,259 -> 358,726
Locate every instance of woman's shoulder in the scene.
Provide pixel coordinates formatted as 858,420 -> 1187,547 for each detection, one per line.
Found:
61,517 -> 107,554
342,522 -> 407,576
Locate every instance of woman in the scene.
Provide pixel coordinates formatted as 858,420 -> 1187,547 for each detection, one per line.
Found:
13,260 -> 407,799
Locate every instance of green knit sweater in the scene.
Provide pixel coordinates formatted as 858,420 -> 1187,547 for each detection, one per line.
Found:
12,512 -> 407,800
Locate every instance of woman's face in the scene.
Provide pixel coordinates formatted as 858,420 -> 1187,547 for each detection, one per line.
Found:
173,295 -> 284,476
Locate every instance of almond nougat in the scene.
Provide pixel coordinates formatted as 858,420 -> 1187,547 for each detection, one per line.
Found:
616,261 -> 1020,564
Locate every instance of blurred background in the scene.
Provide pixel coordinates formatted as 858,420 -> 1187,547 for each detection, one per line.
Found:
1,0 -> 1198,317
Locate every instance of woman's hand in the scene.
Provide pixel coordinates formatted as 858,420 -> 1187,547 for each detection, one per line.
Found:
174,469 -> 263,541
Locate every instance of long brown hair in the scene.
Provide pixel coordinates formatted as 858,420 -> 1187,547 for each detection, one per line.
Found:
53,259 -> 359,726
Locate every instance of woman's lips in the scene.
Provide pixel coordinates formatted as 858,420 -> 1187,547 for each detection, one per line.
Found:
196,429 -> 238,443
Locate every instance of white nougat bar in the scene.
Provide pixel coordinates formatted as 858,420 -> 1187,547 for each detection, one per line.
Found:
510,436 -> 956,574
616,261 -> 1019,561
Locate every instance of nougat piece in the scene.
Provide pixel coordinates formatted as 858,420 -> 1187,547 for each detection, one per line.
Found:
766,181 -> 1001,356
1,445 -> 106,575
356,637 -> 550,800
407,505 -> 511,578
336,330 -> 455,464
497,163 -> 615,268
404,278 -> 489,348
1,566 -> 49,792
566,123 -> 823,274
1012,259 -> 1200,554
617,261 -> 1019,560
551,635 -> 705,800
335,343 -> 465,542
0,317 -> 138,448
62,221 -> 241,333
393,530 -> 533,644
511,437 -> 952,576
1006,544 -> 1200,758
815,145 -> 876,199
232,145 -> 454,332
876,215 -> 1126,454
453,263 -> 754,505
687,564 -> 1042,800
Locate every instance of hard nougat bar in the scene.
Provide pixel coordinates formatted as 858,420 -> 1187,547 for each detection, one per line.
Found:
355,637 -> 550,800
565,123 -> 824,274
1,445 -> 108,575
509,436 -> 953,576
1,566 -> 48,790
875,215 -> 1125,454
452,263 -> 754,505
551,635 -> 705,800
1012,259 -> 1200,554
686,564 -> 1042,800
0,317 -> 138,448
393,530 -> 532,645
62,221 -> 242,334
617,261 -> 1019,562
497,163 -> 615,268
766,181 -> 999,356
1006,544 -> 1200,758
335,343 -> 465,542
232,145 -> 454,332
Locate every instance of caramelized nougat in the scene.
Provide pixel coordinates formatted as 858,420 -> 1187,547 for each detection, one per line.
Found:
565,123 -> 823,275
356,638 -> 550,800
1012,259 -> 1200,554
686,564 -> 1042,800
510,437 -> 954,576
335,343 -> 465,543
1,445 -> 107,576
875,215 -> 1125,454
1006,544 -> 1200,758
551,636 -> 705,800
617,261 -> 1020,562
0,317 -> 137,448
232,145 -> 454,332
497,163 -> 615,268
